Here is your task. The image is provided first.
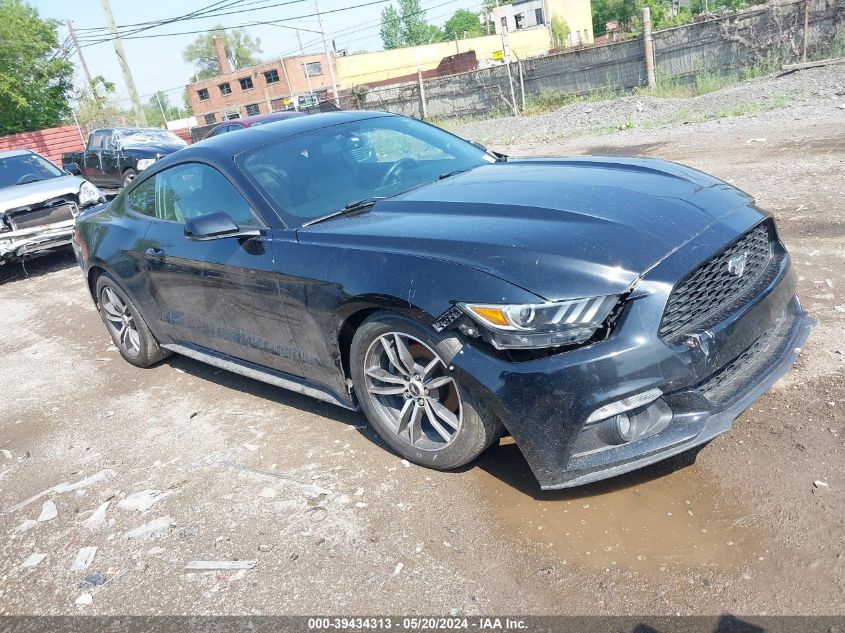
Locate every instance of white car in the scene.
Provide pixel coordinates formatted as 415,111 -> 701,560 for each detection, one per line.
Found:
0,149 -> 104,265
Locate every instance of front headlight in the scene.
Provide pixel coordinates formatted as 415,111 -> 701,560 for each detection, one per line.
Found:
460,295 -> 619,349
78,181 -> 102,208
136,158 -> 156,170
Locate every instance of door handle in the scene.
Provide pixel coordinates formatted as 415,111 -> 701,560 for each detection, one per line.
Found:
145,247 -> 165,259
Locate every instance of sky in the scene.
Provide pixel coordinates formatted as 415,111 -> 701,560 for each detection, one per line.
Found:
34,0 -> 485,111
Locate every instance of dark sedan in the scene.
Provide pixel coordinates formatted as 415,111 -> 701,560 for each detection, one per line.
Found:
203,111 -> 305,139
72,111 -> 814,489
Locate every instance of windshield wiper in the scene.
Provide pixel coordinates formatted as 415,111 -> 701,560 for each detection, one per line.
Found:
301,197 -> 386,227
438,168 -> 469,180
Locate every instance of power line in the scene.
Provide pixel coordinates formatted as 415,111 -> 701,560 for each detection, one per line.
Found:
78,0 -> 395,47
76,0 -> 312,42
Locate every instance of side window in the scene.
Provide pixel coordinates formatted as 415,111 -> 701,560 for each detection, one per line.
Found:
126,177 -> 156,217
102,132 -> 114,151
88,132 -> 103,150
153,163 -> 258,227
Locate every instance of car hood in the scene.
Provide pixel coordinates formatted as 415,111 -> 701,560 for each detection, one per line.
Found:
297,157 -> 755,301
122,144 -> 185,155
0,175 -> 84,216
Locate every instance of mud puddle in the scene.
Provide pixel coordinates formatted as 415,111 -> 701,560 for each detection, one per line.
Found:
476,440 -> 768,573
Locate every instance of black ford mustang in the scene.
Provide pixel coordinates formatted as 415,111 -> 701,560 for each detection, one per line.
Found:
72,111 -> 814,489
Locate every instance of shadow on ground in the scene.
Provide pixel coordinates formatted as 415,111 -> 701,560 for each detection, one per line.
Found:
0,249 -> 77,284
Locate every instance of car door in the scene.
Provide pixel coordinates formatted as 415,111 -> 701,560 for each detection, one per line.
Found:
138,162 -> 305,377
99,131 -> 122,187
83,131 -> 105,184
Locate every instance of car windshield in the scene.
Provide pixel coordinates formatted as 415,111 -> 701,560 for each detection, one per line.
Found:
0,152 -> 63,189
238,116 -> 494,225
114,128 -> 187,149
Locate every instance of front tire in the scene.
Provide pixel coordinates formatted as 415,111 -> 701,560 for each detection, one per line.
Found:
350,311 -> 502,470
96,274 -> 170,368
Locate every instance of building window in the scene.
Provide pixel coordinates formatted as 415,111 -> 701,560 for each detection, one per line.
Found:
583,29 -> 589,42
264,69 -> 280,84
204,113 -> 217,125
225,111 -> 240,120
219,82 -> 232,95
239,76 -> 253,90
535,8 -> 544,24
197,88 -> 210,101
245,103 -> 260,116
303,62 -> 322,77
515,13 -> 524,29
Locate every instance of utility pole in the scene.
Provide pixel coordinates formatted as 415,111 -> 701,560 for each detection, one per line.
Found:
99,0 -> 147,125
66,19 -> 93,90
314,0 -> 339,104
154,92 -> 169,127
642,6 -> 656,90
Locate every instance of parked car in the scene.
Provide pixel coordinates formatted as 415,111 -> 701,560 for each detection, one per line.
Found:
203,111 -> 305,139
72,112 -> 814,490
0,149 -> 105,266
62,128 -> 187,192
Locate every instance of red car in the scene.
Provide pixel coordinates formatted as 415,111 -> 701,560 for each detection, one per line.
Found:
203,111 -> 305,139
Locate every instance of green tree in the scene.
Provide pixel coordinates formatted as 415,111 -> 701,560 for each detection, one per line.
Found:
592,0 -> 637,35
443,9 -> 483,40
182,25 -> 262,79
551,16 -> 571,48
74,76 -> 121,133
380,5 -> 403,49
379,0 -> 442,49
144,91 -> 182,128
0,0 -> 73,135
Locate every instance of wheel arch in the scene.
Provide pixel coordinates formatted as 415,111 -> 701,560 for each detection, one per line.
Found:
334,295 -> 439,392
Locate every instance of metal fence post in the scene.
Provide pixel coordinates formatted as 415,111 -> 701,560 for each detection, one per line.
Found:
417,68 -> 428,120
642,7 -> 656,90
518,58 -> 526,111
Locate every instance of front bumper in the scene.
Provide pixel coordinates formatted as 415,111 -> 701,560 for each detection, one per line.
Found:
0,219 -> 76,263
451,237 -> 815,490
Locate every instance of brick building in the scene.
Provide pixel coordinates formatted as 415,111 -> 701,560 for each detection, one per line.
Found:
186,36 -> 334,125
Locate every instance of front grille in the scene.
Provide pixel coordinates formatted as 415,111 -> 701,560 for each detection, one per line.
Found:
8,197 -> 78,231
697,308 -> 796,406
659,222 -> 774,341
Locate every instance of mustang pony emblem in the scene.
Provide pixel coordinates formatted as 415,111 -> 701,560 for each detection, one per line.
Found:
728,252 -> 748,277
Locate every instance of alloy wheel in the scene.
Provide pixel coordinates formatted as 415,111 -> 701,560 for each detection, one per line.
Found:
363,332 -> 462,451
101,286 -> 141,358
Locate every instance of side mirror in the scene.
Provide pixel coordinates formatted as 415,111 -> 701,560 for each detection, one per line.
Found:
65,163 -> 81,175
184,211 -> 260,241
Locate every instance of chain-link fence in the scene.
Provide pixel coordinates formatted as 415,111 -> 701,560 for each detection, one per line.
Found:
342,0 -> 842,121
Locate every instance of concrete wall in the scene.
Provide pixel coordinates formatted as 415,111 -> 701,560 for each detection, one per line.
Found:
344,0 -> 840,120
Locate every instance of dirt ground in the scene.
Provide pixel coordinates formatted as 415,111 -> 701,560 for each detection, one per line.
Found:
1,73 -> 843,616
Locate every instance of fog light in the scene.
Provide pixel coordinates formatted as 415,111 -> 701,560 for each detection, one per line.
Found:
585,388 -> 663,424
606,413 -> 636,444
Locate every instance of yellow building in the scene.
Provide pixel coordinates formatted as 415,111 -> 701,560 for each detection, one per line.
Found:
494,0 -> 595,46
335,28 -> 552,87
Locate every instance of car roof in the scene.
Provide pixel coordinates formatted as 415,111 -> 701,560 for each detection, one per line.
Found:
192,111 -> 395,156
230,112 -> 305,126
0,149 -> 34,159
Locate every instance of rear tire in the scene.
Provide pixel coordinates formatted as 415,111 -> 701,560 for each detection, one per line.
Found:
96,274 -> 170,368
350,310 -> 502,470
122,168 -> 137,188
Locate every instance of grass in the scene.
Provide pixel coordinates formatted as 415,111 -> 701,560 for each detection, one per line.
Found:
521,85 -> 621,116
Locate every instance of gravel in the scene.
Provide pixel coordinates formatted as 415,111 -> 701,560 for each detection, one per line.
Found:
452,65 -> 845,145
